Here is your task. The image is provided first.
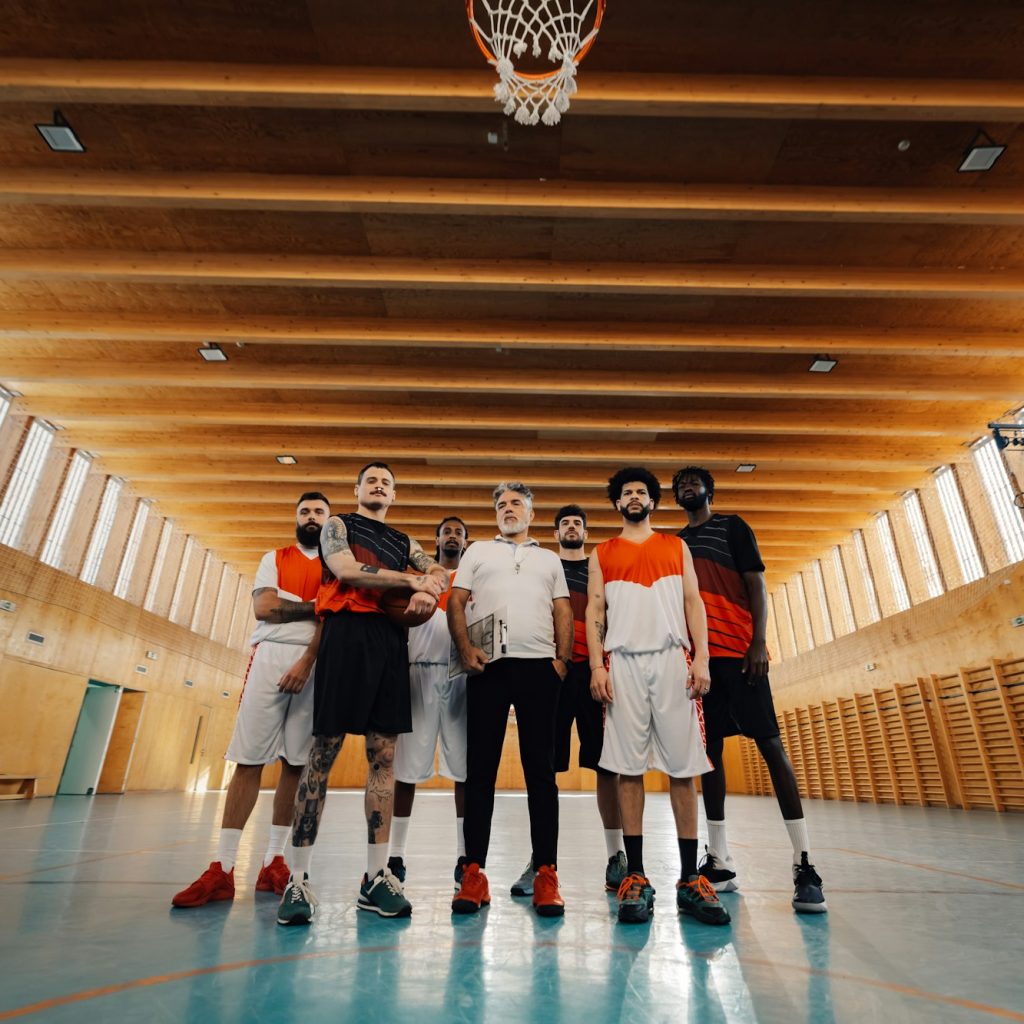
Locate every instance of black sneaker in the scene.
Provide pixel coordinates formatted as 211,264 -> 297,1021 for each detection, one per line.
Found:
792,853 -> 827,914
387,856 -> 406,884
454,855 -> 467,891
698,845 -> 738,893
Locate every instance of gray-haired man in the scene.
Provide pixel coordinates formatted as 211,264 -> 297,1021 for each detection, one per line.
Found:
447,482 -> 574,917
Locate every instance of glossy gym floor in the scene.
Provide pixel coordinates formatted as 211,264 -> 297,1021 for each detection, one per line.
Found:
1,791 -> 1021,1023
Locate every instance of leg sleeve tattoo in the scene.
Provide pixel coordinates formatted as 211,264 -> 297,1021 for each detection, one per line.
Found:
292,735 -> 343,847
365,732 -> 397,844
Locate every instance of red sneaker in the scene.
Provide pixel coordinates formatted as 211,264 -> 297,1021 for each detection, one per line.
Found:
172,862 -> 235,908
452,863 -> 490,915
255,855 -> 290,895
532,864 -> 565,917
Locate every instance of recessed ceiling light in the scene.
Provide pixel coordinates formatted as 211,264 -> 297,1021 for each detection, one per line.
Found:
276,455 -> 297,465
198,343 -> 227,362
809,355 -> 838,373
736,463 -> 757,473
34,110 -> 85,153
959,130 -> 1006,172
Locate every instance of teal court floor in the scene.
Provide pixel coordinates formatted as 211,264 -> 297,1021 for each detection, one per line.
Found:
0,790 -> 1022,1023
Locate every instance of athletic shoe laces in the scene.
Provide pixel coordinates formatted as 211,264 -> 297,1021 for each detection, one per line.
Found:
687,875 -> 719,903
287,878 -> 318,909
617,873 -> 647,901
380,870 -> 403,895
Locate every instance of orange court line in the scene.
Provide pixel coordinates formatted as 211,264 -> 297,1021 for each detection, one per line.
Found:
833,847 -> 1024,891
2,940 -> 1023,1021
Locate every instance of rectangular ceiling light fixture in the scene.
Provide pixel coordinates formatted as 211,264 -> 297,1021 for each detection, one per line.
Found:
736,463 -> 757,473
276,455 -> 297,465
959,130 -> 1006,172
198,343 -> 228,362
809,355 -> 838,373
35,110 -> 85,153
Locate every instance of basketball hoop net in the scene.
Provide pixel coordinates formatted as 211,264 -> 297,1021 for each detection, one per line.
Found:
466,0 -> 606,126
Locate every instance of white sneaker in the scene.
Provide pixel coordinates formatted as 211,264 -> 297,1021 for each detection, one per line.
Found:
698,846 -> 739,893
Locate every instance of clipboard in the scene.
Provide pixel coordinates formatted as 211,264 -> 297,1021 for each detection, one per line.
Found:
448,605 -> 508,678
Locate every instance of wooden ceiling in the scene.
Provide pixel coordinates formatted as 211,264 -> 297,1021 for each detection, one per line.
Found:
2,1 -> 1024,585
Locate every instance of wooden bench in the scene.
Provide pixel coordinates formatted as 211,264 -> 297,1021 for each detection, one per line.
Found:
0,775 -> 38,800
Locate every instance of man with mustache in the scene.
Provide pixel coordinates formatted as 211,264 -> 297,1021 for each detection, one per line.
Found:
448,482 -> 573,917
674,466 -> 826,914
276,464 -> 448,925
173,492 -> 330,909
587,467 -> 729,927
390,515 -> 471,888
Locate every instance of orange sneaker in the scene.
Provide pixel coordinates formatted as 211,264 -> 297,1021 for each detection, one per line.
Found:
452,862 -> 491,915
255,855 -> 291,895
532,864 -> 565,917
172,862 -> 235,908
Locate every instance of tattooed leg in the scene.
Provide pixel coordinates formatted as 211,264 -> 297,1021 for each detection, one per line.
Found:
292,735 -> 343,847
365,732 -> 397,845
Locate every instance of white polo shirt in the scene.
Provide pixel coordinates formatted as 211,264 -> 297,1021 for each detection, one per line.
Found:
452,536 -> 569,659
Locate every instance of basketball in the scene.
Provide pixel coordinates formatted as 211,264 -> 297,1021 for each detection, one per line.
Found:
380,587 -> 437,628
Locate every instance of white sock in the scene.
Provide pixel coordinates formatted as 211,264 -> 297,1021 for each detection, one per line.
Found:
368,844 -> 388,880
603,828 -> 624,859
290,844 -> 313,879
390,816 -> 410,861
456,817 -> 466,858
706,820 -> 731,863
784,818 -> 810,864
216,828 -> 243,872
264,824 -> 290,866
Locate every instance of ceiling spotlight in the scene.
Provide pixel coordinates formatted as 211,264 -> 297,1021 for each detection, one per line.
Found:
736,464 -> 757,473
35,109 -> 85,153
198,343 -> 227,362
958,130 -> 1006,172
809,355 -> 838,373
897,139 -> 911,152
276,455 -> 297,465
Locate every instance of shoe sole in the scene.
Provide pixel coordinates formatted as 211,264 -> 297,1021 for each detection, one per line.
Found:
171,893 -> 233,908
357,899 -> 412,918
793,900 -> 828,914
276,911 -> 313,926
452,897 -> 490,914
533,903 -> 565,917
510,886 -> 533,897
678,903 -> 731,926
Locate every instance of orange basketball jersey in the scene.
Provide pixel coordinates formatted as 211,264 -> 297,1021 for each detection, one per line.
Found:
274,545 -> 323,602
596,532 -> 690,654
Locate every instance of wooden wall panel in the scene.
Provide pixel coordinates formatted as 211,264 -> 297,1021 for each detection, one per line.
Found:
96,689 -> 145,794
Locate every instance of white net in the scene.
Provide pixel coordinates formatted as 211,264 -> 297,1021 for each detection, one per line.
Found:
468,0 -> 604,126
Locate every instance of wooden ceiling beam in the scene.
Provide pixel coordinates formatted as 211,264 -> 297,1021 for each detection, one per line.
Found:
22,395 -> 982,439
7,356 -> 1017,401
2,60 -> 1023,120
3,170 -> 1023,225
1,311 -> 1020,358
3,250 -> 1023,299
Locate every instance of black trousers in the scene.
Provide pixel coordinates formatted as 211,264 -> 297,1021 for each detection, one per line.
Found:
463,657 -> 560,869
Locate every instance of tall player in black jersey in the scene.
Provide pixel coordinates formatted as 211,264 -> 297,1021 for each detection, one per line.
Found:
276,463 -> 448,926
509,505 -> 626,898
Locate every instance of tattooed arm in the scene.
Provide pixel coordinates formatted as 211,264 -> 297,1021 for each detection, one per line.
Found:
252,588 -> 316,623
408,538 -> 449,591
320,517 -> 443,597
586,548 -> 613,703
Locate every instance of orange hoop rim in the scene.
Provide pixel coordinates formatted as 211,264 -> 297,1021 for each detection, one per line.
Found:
466,0 -> 606,82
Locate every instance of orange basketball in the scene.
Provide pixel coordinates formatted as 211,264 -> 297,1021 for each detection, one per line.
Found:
380,587 -> 437,628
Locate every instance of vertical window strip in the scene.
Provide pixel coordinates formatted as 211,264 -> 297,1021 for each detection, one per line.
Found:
830,546 -> 856,634
972,438 -> 1024,565
0,388 -> 11,429
811,560 -> 834,643
791,573 -> 815,651
113,499 -> 151,599
852,530 -> 881,622
934,467 -> 985,583
0,420 -> 56,548
191,550 -> 213,632
40,450 -> 92,567
144,519 -> 174,612
168,536 -> 196,622
875,512 -> 911,611
780,585 -> 800,656
80,477 -> 123,585
902,490 -> 944,599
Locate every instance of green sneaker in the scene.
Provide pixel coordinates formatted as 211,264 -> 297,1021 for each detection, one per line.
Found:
677,874 -> 731,926
276,873 -> 318,926
617,872 -> 655,924
605,850 -> 628,893
510,860 -> 536,897
358,868 -> 412,918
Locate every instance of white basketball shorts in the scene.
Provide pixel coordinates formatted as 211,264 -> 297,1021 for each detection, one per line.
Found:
598,646 -> 711,779
394,663 -> 468,784
225,641 -> 315,767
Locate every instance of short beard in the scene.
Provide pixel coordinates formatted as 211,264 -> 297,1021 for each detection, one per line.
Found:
499,520 -> 525,537
677,492 -> 708,512
560,537 -> 584,550
622,504 -> 652,523
362,498 -> 387,512
296,523 -> 320,548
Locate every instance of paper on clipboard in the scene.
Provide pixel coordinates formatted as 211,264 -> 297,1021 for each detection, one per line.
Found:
449,605 -> 508,679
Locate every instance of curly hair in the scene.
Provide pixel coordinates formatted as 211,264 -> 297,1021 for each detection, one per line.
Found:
553,504 -> 587,529
606,467 -> 662,507
671,466 -> 715,505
